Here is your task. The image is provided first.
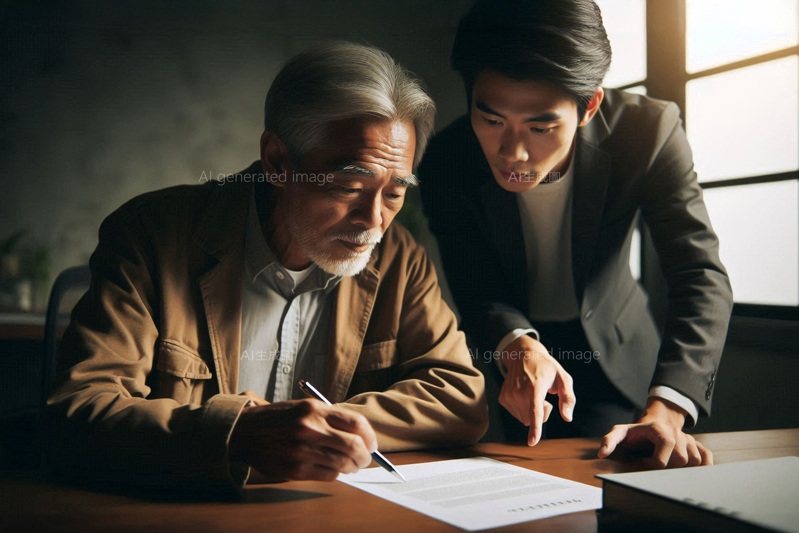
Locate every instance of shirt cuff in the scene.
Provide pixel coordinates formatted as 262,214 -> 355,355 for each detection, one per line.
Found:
648,386 -> 699,427
495,328 -> 539,376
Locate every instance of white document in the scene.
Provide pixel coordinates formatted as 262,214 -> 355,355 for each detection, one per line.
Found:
339,457 -> 601,531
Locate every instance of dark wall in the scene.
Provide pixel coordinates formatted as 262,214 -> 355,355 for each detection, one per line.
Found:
0,0 -> 472,292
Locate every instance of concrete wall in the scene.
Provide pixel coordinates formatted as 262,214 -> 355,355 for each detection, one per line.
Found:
0,0 -> 472,300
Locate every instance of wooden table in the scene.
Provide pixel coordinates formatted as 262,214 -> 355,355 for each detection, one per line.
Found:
1,428 -> 797,532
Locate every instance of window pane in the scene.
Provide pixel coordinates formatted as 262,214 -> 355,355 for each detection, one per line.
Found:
624,85 -> 647,95
687,56 -> 799,182
687,0 -> 798,73
596,0 -> 646,87
703,180 -> 799,306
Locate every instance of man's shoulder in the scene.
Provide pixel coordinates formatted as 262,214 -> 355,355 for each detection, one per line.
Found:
596,89 -> 686,170
123,183 -> 213,209
108,162 -> 261,229
103,183 -> 217,232
600,89 -> 682,137
98,178 -> 252,259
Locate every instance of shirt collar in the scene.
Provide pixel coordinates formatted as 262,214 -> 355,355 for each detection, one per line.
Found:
244,189 -> 341,295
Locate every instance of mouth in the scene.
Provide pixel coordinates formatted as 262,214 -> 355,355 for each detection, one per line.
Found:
499,168 -> 538,182
337,239 -> 373,253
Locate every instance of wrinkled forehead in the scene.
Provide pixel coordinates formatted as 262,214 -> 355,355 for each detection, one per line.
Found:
312,118 -> 417,173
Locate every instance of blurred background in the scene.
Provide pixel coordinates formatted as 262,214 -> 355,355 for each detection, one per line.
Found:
1,0 -> 797,465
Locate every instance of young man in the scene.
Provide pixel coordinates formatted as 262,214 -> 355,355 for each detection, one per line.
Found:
47,43 -> 487,491
420,0 -> 732,468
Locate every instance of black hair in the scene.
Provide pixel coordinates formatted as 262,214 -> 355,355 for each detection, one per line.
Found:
451,0 -> 611,119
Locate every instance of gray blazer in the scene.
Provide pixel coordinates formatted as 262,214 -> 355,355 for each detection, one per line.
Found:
419,89 -> 733,416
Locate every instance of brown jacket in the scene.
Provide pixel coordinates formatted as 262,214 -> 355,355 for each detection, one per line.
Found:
47,171 -> 487,490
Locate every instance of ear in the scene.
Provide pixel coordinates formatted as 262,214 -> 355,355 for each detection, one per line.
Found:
260,130 -> 291,188
579,87 -> 605,127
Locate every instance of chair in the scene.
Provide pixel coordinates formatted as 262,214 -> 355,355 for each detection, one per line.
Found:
41,265 -> 91,405
0,266 -> 90,469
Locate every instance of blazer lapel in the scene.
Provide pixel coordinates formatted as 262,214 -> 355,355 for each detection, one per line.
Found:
194,170 -> 254,394
325,263 -> 380,403
571,114 -> 612,302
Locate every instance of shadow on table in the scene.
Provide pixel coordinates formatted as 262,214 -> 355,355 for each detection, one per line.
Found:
241,486 -> 330,503
8,470 -> 331,504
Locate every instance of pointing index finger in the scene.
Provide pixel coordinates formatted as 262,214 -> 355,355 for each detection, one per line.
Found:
527,379 -> 549,446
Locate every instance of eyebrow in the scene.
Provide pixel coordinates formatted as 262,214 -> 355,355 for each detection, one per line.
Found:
335,163 -> 419,187
475,100 -> 561,123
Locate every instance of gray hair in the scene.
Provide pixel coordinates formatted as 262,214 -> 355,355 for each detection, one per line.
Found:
264,42 -> 436,169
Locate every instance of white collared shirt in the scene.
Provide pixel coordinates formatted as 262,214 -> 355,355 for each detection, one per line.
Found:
238,194 -> 340,402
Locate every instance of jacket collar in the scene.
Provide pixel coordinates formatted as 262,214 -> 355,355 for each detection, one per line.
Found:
193,165 -> 255,394
571,107 -> 611,301
581,103 -> 611,146
194,161 -> 259,259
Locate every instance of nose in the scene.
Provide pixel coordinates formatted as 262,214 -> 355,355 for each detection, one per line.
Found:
499,128 -> 529,163
350,191 -> 383,230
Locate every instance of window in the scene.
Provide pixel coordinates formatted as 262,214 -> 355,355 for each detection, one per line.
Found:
686,56 -> 798,182
703,181 -> 799,306
596,0 -> 647,88
686,0 -> 798,73
682,0 -> 798,313
599,0 -> 798,316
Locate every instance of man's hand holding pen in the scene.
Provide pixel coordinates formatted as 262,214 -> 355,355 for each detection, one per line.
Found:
229,399 -> 377,483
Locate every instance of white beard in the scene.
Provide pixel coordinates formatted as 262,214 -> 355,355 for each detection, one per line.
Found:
310,246 -> 376,277
285,205 -> 382,277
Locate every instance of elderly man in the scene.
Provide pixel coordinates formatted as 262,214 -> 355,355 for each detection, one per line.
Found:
47,42 -> 487,491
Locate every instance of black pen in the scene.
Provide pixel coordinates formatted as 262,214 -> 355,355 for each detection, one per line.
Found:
298,379 -> 406,482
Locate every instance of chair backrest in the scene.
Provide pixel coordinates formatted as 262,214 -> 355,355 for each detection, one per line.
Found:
42,265 -> 91,405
